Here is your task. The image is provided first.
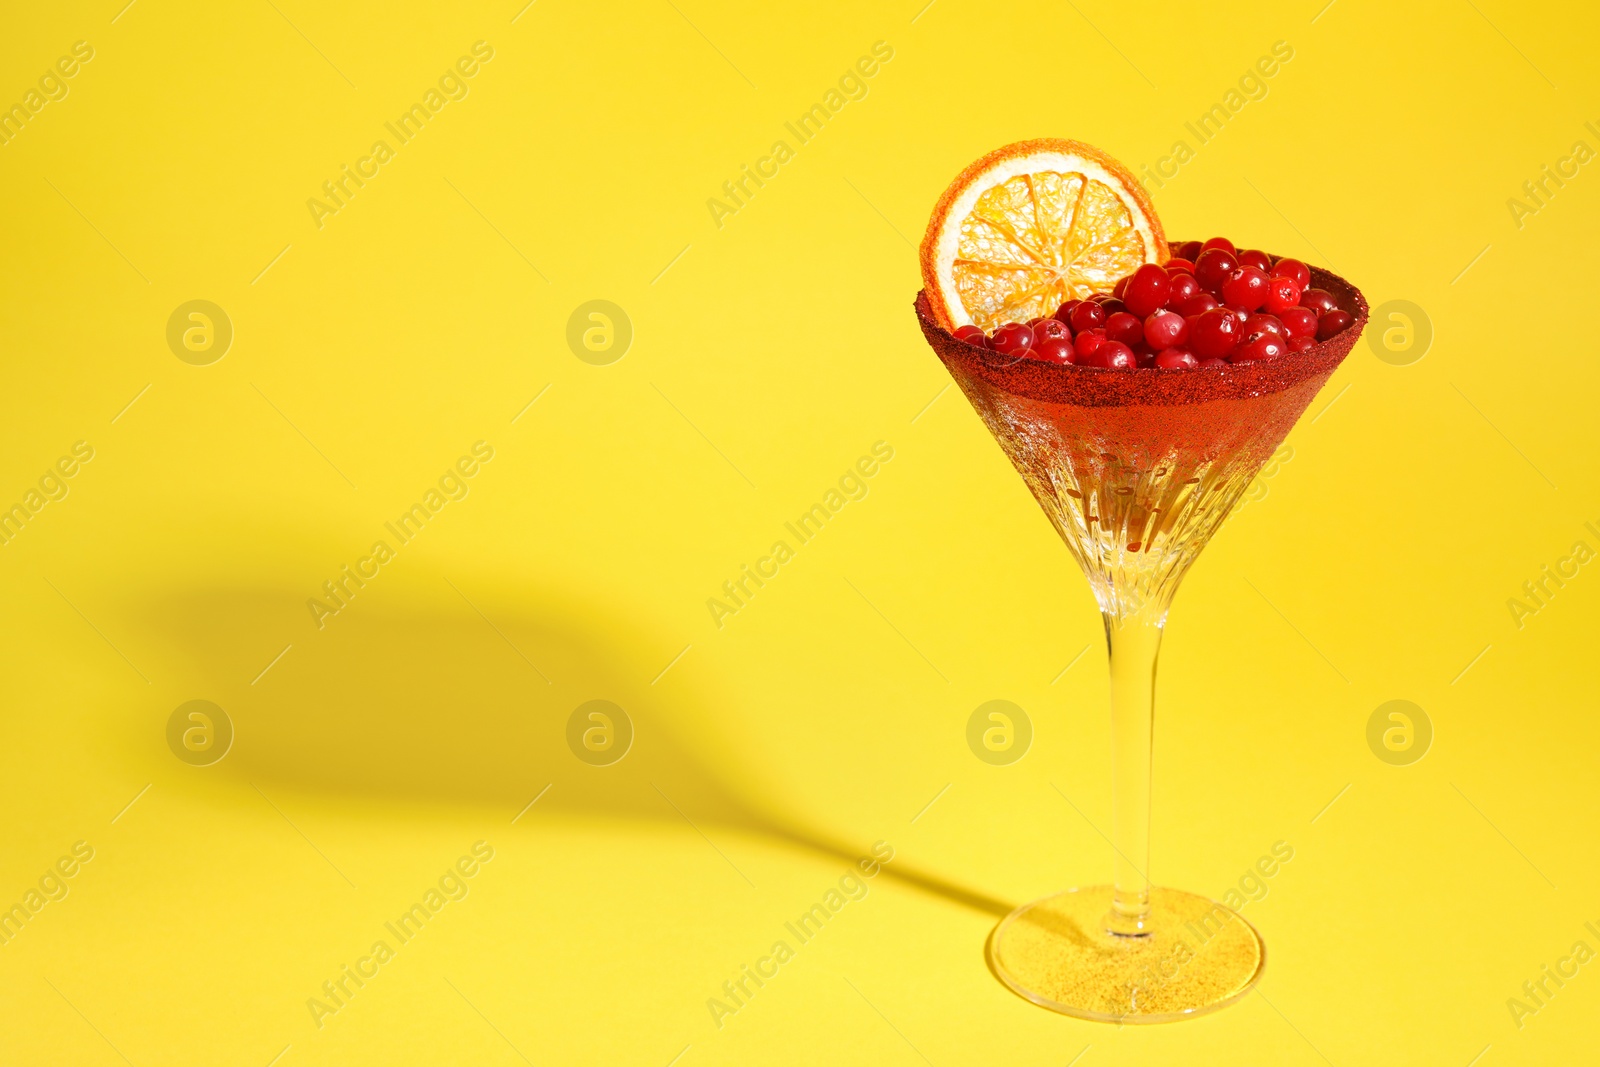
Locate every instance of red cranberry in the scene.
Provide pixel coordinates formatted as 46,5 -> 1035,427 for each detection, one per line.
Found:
1300,288 -> 1338,316
1034,318 -> 1071,343
1263,275 -> 1302,316
1175,292 -> 1219,317
1201,236 -> 1236,256
1241,313 -> 1285,343
1123,263 -> 1172,317
1255,335 -> 1289,359
1316,309 -> 1353,340
1112,276 -> 1129,299
1221,266 -> 1270,311
1100,298 -> 1129,317
1190,307 -> 1241,358
1279,306 -> 1317,340
1074,328 -> 1106,359
1232,334 -> 1287,362
954,324 -> 986,346
1237,249 -> 1272,272
1105,312 -> 1144,346
1031,337 -> 1075,364
1054,299 -> 1080,324
1200,357 -> 1229,368
1167,273 -> 1201,306
1176,240 -> 1203,261
1273,258 -> 1310,289
1165,257 -> 1196,275
1099,340 -> 1136,370
1286,335 -> 1316,353
1155,348 -> 1199,370
1069,301 -> 1106,333
1075,342 -> 1108,367
1195,248 -> 1238,291
990,322 -> 1034,356
1144,310 -> 1188,350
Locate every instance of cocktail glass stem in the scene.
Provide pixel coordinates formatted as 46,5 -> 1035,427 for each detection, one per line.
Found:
1102,603 -> 1166,937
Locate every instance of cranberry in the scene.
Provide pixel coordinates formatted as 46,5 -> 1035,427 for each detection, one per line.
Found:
1175,292 -> 1219,317
1300,288 -> 1338,316
1238,249 -> 1272,272
1074,328 -> 1106,360
1155,348 -> 1199,370
1165,257 -> 1196,275
1232,334 -> 1287,362
1262,275 -> 1302,316
1105,311 -> 1144,346
990,322 -> 1034,356
1034,318 -> 1071,343
1124,263 -> 1172,317
1167,272 -> 1201,306
1200,357 -> 1229,368
1279,306 -> 1317,340
1112,276 -> 1129,299
1099,340 -> 1136,370
1069,301 -> 1106,334
1144,309 -> 1188,350
1241,313 -> 1286,344
1286,335 -> 1316,352
1316,309 -> 1353,340
1273,258 -> 1310,289
1201,236 -> 1236,256
1190,307 -> 1241,358
1100,298 -> 1129,317
1031,337 -> 1075,364
1221,266 -> 1270,311
1195,248 -> 1238,291
954,324 -> 986,345
1255,335 -> 1289,360
1089,292 -> 1117,303
1176,240 -> 1203,261
1055,299 -> 1080,324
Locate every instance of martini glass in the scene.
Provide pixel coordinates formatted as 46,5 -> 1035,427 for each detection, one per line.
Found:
915,252 -> 1366,1022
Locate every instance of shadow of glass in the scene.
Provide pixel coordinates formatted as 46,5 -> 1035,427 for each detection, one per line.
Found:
136,584 -> 1012,918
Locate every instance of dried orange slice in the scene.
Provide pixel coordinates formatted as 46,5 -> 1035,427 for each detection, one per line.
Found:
920,138 -> 1166,333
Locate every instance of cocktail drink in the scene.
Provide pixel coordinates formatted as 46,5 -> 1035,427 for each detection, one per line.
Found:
914,140 -> 1366,1021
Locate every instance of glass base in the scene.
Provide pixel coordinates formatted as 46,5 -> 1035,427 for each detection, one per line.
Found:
988,885 -> 1265,1023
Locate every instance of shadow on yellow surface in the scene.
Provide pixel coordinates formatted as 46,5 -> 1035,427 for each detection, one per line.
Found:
134,584 -> 1014,918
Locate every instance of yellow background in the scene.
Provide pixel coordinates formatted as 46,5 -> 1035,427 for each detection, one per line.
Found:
3,0 -> 1597,1063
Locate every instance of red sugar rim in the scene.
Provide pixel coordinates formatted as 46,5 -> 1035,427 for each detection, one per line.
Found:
914,246 -> 1368,408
